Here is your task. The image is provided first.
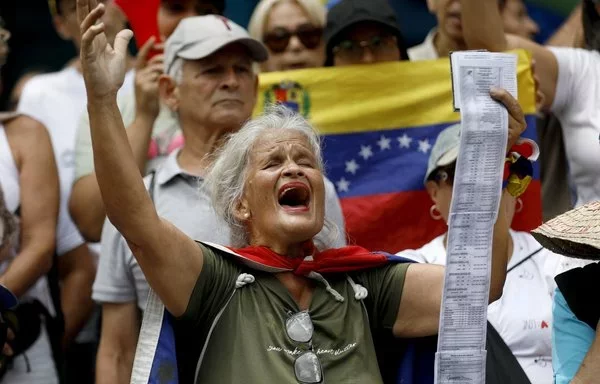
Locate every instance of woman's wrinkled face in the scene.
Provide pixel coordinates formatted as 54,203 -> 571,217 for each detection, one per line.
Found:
236,129 -> 325,253
261,1 -> 325,72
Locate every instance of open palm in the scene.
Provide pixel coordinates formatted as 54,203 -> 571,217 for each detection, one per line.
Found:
77,0 -> 132,98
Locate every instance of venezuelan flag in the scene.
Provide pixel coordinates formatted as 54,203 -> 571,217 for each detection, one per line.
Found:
254,50 -> 540,252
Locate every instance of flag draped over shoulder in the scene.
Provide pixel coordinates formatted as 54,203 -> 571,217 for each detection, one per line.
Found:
254,50 -> 540,252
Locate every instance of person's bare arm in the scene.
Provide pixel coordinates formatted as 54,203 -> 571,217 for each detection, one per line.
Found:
546,4 -> 583,47
78,0 -> 201,316
460,0 -> 559,109
0,116 -> 58,297
69,38 -> 164,243
392,89 -> 523,338
572,324 -> 600,384
69,176 -> 105,242
58,244 -> 96,348
96,303 -> 140,384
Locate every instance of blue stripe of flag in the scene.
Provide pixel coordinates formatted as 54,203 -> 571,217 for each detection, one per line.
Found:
322,115 -> 538,198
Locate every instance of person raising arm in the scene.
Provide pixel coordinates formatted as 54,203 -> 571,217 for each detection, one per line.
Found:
460,0 -> 600,209
78,0 -> 201,317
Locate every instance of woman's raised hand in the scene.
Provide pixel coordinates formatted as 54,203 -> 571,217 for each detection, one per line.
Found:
77,0 -> 133,99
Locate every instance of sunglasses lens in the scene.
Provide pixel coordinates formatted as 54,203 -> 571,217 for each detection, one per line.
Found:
264,29 -> 291,53
294,352 -> 323,383
286,311 -> 313,343
297,27 -> 323,49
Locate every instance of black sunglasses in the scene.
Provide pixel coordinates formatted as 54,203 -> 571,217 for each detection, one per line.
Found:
263,24 -> 323,53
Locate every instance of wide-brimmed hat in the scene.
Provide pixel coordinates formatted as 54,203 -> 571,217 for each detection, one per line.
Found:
531,201 -> 600,260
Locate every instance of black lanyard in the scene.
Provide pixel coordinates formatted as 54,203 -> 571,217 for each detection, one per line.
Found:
507,247 -> 544,274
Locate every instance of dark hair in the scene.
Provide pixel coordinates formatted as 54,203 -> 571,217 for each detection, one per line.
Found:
160,0 -> 226,16
196,0 -> 226,15
583,0 -> 600,51
428,161 -> 457,185
0,185 -> 18,254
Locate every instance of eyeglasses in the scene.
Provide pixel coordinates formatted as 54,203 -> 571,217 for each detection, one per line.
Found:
263,24 -> 323,54
285,311 -> 323,383
333,34 -> 397,62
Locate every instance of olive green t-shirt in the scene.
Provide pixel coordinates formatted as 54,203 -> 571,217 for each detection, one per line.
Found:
179,244 -> 409,383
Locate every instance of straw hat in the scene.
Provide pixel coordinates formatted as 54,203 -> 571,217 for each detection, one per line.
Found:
531,201 -> 600,260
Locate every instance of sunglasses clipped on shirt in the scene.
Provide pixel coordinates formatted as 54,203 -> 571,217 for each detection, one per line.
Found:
263,24 -> 323,53
286,311 -> 323,383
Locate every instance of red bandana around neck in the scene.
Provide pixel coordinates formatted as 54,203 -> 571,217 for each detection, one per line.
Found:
229,242 -> 391,276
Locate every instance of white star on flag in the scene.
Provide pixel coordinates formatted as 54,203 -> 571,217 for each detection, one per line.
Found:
345,159 -> 360,175
418,139 -> 432,154
397,134 -> 412,148
359,145 -> 373,160
336,178 -> 350,193
377,135 -> 391,150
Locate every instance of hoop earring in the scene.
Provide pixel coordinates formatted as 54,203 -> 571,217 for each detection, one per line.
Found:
430,205 -> 442,221
516,198 -> 524,213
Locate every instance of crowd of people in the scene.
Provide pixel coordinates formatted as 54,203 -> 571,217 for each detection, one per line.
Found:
0,0 -> 599,383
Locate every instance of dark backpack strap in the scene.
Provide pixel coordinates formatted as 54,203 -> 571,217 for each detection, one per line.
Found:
13,205 -> 65,383
555,262 -> 600,330
485,321 -> 531,384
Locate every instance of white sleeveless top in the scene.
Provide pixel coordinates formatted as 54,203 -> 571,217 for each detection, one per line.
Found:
0,122 -> 58,383
0,124 -> 20,213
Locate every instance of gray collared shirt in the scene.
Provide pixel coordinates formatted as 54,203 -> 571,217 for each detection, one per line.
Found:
92,150 -> 346,310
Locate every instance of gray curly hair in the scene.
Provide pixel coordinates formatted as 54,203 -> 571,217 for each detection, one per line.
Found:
204,104 -> 337,248
0,184 -> 18,255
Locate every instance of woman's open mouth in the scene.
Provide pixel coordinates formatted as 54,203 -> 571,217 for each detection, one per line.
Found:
278,182 -> 310,212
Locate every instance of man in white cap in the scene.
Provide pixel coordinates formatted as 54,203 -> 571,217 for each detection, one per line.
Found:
92,14 -> 346,384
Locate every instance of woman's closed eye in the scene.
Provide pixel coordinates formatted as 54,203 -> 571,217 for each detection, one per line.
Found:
262,160 -> 281,170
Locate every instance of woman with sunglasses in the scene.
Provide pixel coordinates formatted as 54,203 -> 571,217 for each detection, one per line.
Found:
78,1 -> 528,381
248,0 -> 326,72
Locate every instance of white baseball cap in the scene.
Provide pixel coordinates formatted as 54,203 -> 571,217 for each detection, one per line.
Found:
424,123 -> 461,183
164,15 -> 269,75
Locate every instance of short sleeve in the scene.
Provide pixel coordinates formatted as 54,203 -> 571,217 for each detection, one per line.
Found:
16,78 -> 45,123
179,243 -> 242,326
353,263 -> 410,330
552,288 -> 596,384
74,91 -> 137,181
92,219 -> 137,304
548,47 -> 594,115
320,177 -> 347,248
56,201 -> 85,256
395,249 -> 428,263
